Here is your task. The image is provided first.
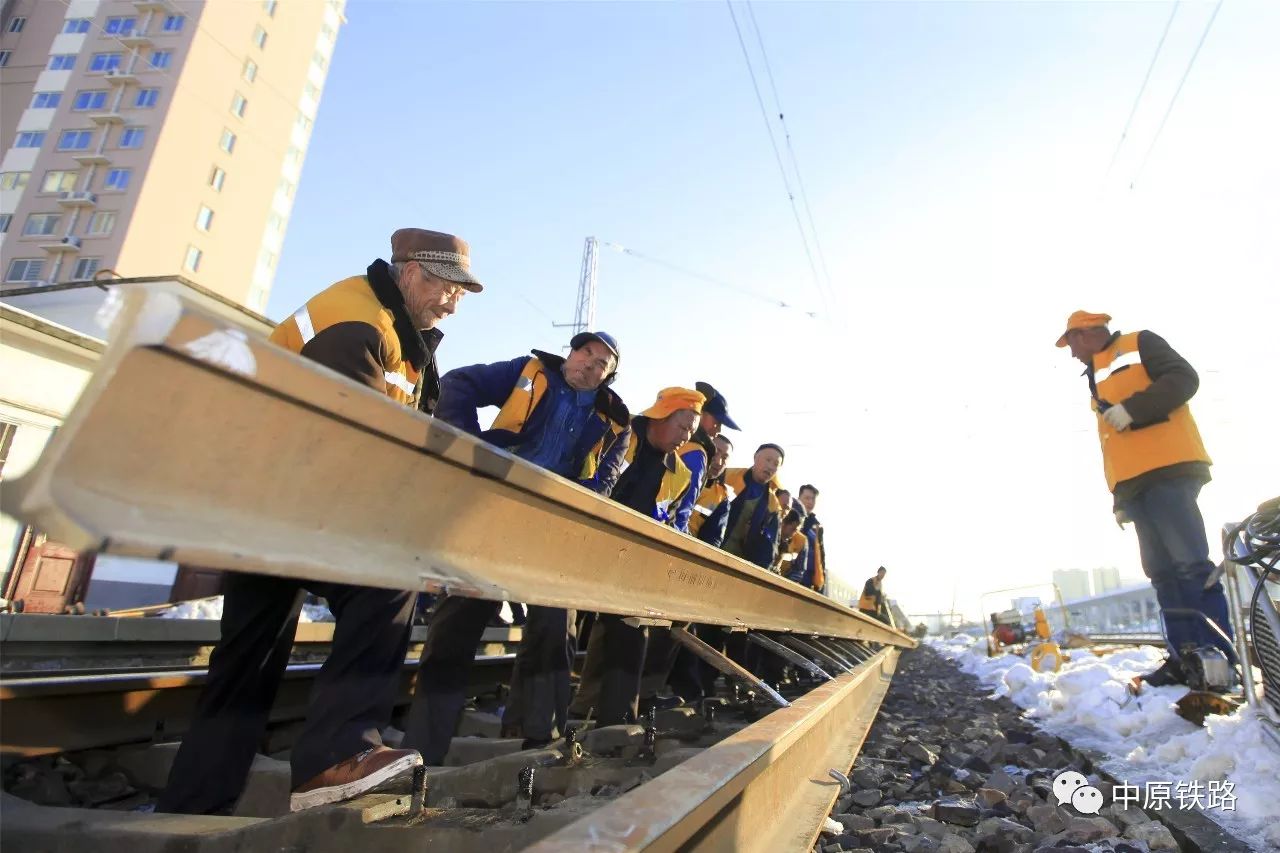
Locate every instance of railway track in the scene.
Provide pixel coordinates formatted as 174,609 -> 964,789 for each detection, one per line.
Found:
0,289 -> 914,851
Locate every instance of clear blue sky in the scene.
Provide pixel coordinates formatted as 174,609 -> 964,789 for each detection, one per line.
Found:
269,1 -> 1279,620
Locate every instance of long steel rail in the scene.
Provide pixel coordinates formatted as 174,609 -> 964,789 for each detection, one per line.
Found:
3,288 -> 912,646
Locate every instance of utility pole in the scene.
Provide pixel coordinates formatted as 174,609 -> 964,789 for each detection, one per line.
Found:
554,237 -> 599,338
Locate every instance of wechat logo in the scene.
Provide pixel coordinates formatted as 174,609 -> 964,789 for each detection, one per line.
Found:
1053,770 -> 1104,815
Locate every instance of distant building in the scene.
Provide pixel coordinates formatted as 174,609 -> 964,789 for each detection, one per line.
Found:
1,0 -> 345,312
1092,566 -> 1121,595
1052,569 -> 1091,602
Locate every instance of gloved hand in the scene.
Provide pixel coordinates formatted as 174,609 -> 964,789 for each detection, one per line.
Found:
1102,404 -> 1134,432
1115,509 -> 1131,529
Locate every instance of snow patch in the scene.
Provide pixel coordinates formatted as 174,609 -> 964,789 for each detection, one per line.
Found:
928,635 -> 1280,849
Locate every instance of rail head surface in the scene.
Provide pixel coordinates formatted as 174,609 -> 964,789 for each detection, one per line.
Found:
3,288 -> 913,647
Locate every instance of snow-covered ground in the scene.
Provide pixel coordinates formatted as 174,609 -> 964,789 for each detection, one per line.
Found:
930,634 -> 1280,850
156,595 -> 334,622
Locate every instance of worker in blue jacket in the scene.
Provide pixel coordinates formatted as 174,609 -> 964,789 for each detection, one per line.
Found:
403,332 -> 629,763
671,381 -> 741,533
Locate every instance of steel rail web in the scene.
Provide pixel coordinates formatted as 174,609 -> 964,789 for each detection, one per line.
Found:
3,288 -> 913,648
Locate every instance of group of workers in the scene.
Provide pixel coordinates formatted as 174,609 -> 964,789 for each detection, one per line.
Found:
156,227 -> 843,816
152,226 -> 1227,819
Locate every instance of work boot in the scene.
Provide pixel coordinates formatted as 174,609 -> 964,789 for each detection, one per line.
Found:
290,747 -> 422,812
1139,657 -> 1188,688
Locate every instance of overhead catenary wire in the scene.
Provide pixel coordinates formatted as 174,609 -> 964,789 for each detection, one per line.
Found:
724,0 -> 829,320
743,1 -> 839,316
1130,0 -> 1225,188
599,240 -> 818,318
1101,1 -> 1181,186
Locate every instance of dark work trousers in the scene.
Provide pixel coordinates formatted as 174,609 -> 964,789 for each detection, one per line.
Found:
157,572 -> 414,815
401,595 -> 499,765
639,623 -> 687,699
1118,476 -> 1236,663
569,614 -> 648,725
501,605 -> 577,742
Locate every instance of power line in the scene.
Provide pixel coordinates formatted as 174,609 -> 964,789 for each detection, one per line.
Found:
743,1 -> 838,314
1130,0 -> 1224,188
599,239 -> 818,318
723,0 -> 828,318
1101,1 -> 1181,186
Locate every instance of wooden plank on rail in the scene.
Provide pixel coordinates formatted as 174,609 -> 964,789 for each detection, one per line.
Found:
2,288 -> 913,647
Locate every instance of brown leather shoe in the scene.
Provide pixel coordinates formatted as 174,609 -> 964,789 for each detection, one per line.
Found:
289,746 -> 422,812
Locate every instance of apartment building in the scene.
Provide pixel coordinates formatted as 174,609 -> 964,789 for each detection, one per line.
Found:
0,0 -> 343,312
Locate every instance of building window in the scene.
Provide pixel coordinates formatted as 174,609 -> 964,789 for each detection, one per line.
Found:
284,145 -> 302,167
0,51 -> 10,68
7,16 -> 26,33
5,259 -> 45,283
195,205 -> 214,232
104,17 -> 137,35
0,172 -> 30,190
294,114 -> 313,134
41,170 -> 80,193
277,177 -> 296,199
259,249 -> 278,270
253,26 -> 268,49
219,129 -> 237,153
266,212 -> 285,233
183,245 -> 202,273
0,214 -> 11,234
48,54 -> 76,70
15,132 -> 47,149
72,258 -> 102,280
86,211 -> 116,235
23,213 -> 62,237
89,53 -> 122,72
303,81 -> 320,100
32,92 -> 62,109
58,130 -> 94,151
320,22 -> 336,42
162,15 -> 185,32
73,90 -> 109,111
264,0 -> 278,17
63,18 -> 92,34
311,51 -> 327,71
119,127 -> 146,149
150,50 -> 173,69
209,166 -> 226,192
231,92 -> 247,118
104,168 -> 131,191
243,59 -> 258,82
135,88 -> 160,108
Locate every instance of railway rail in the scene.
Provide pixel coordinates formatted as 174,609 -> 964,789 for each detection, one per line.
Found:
0,287 -> 914,851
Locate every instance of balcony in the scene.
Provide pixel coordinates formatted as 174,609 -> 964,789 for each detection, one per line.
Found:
57,191 -> 98,208
90,110 -> 125,126
133,0 -> 172,12
41,235 -> 81,253
72,151 -> 111,166
104,68 -> 139,86
118,32 -> 152,49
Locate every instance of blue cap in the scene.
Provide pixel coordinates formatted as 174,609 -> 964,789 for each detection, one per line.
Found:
570,331 -> 620,363
696,381 -> 741,431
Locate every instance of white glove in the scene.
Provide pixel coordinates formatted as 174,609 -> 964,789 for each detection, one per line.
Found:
1102,404 -> 1134,432
1115,509 -> 1131,529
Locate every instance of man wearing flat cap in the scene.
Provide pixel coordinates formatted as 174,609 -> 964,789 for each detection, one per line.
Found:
160,229 -> 482,814
1057,310 -> 1233,690
403,330 -> 631,762
571,387 -> 703,724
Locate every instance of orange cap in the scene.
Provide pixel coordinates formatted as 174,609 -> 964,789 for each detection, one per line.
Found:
1055,310 -> 1112,347
640,387 -> 706,420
